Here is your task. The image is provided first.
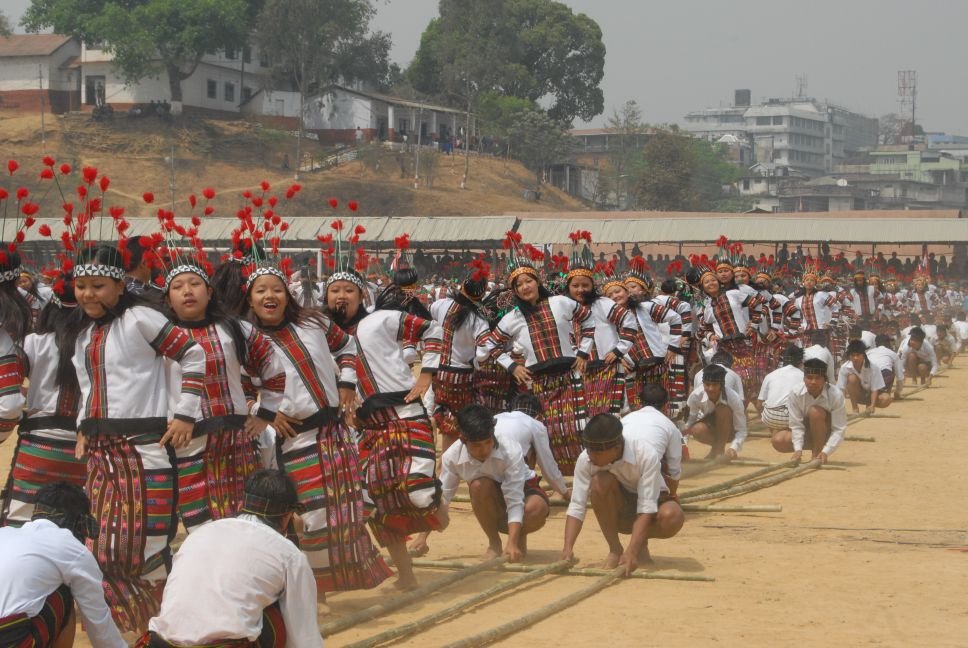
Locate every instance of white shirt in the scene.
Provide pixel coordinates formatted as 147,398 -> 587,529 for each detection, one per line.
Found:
440,438 -> 530,524
859,330 -> 876,349
804,344 -> 837,384
866,346 -> 904,383
693,364 -> 745,401
621,406 -> 683,481
148,516 -> 322,647
898,337 -> 939,376
757,364 -> 805,409
0,520 -> 126,648
494,411 -> 567,495
684,384 -> 748,452
787,383 -> 848,455
430,297 -> 489,370
836,360 -> 886,393
566,435 -> 664,522
952,321 -> 968,342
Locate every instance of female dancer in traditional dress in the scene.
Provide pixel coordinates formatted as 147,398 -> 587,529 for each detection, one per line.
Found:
71,245 -> 206,633
245,265 -> 391,596
326,266 -> 444,589
1,273 -> 87,526
478,252 -> 593,476
0,249 -> 29,445
164,262 -> 287,532
696,268 -> 764,404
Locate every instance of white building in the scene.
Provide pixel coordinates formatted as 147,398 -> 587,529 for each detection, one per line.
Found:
0,34 -> 81,113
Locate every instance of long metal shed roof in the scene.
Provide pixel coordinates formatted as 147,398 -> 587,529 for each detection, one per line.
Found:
516,217 -> 968,245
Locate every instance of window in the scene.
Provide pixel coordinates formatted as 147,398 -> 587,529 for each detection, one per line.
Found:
259,51 -> 270,68
772,116 -> 783,125
206,79 -> 217,99
242,86 -> 252,102
756,116 -> 771,126
243,46 -> 251,64
224,82 -> 235,103
742,179 -> 751,190
225,48 -> 236,60
398,119 -> 409,134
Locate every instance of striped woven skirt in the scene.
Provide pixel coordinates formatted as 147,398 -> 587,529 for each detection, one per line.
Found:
719,338 -> 758,401
532,368 -> 587,477
1,429 -> 86,526
625,360 -> 667,413
583,362 -> 625,418
174,427 -> 260,533
761,405 -> 790,430
86,432 -> 176,632
0,584 -> 73,648
278,421 -> 391,592
473,358 -> 516,413
358,406 -> 441,546
432,368 -> 476,439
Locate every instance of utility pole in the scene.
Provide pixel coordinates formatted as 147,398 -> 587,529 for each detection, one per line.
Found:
168,144 -> 176,208
414,107 -> 423,189
38,65 -> 47,153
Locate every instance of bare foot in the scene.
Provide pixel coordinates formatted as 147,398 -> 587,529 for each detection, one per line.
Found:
703,448 -> 722,460
393,575 -> 419,591
483,542 -> 503,560
316,600 -> 332,616
636,544 -> 655,565
408,536 -> 430,557
520,534 -> 528,559
602,552 -> 621,569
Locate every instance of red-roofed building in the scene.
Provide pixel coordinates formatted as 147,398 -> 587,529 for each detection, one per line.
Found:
0,34 -> 81,113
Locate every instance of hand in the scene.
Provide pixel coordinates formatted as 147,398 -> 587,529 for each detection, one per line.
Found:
926,376 -> 933,387
505,540 -> 524,563
572,356 -> 587,374
865,405 -> 875,417
405,372 -> 432,403
725,447 -> 738,460
338,386 -> 358,415
243,415 -> 270,439
814,451 -> 828,465
74,432 -> 86,460
160,418 -> 194,449
766,330 -> 778,342
618,551 -> 638,576
512,365 -> 533,387
603,352 -> 619,366
791,450 -> 802,464
664,350 -> 676,364
562,487 -> 573,501
273,412 -> 302,439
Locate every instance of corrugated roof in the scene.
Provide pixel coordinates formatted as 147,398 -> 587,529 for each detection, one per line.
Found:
0,34 -> 74,57
516,216 -> 968,245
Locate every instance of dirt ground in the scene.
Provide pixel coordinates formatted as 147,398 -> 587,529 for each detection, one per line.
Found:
2,368 -> 966,647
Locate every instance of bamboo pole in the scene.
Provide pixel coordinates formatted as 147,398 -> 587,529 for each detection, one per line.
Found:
319,556 -> 508,637
680,455 -> 730,479
441,566 -> 626,648
409,559 -> 715,582
745,431 -> 874,442
682,459 -> 822,504
678,461 -> 796,499
684,503 -> 781,513
447,494 -> 778,513
343,560 -> 574,648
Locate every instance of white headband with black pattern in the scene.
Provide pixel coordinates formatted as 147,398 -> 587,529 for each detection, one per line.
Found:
74,263 -> 125,281
326,270 -> 366,292
165,264 -> 210,289
245,266 -> 287,290
0,266 -> 22,283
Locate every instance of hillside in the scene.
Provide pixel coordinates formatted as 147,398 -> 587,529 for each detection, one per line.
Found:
0,110 -> 588,218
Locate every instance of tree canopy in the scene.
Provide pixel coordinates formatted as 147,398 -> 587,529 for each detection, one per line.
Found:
408,0 -> 605,123
507,109 -> 573,189
23,0 -> 259,105
0,10 -> 12,36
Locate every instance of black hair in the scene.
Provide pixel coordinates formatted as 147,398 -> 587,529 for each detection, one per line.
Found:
392,267 -> 419,288
582,413 -> 623,448
374,283 -> 432,319
641,383 -> 668,409
32,482 -> 95,542
456,404 -> 496,442
803,358 -> 829,376
123,236 -> 149,272
703,363 -> 727,384
243,469 -> 300,526
808,329 -> 828,346
849,325 -> 863,339
566,276 -> 601,305
845,339 -> 868,357
446,286 -> 486,331
710,349 -> 734,368
659,278 -> 677,295
909,326 -> 926,342
780,344 -> 804,367
36,295 -> 83,395
244,271 -> 332,334
511,392 -> 543,417
936,323 -> 948,335
685,267 -> 703,286
909,314 -> 922,326
210,261 -> 248,316
0,279 -> 32,342
875,333 -> 892,348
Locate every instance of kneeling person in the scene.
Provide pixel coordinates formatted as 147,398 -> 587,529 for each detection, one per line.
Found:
438,404 -> 549,562
837,340 -> 889,414
683,364 -> 748,459
142,470 -> 322,648
0,482 -> 125,648
561,414 -> 682,576
771,359 -> 847,465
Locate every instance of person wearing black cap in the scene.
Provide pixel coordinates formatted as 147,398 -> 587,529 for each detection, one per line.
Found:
561,414 -> 675,575
836,339 -> 888,415
142,470 -> 322,648
0,482 -> 126,647
771,358 -> 847,464
683,364 -> 748,459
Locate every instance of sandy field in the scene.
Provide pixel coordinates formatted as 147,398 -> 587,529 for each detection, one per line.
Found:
3,368 -> 966,648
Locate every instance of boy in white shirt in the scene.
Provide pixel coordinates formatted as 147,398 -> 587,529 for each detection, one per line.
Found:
438,404 -> 549,562
837,339 -> 889,414
756,345 -> 805,431
683,364 -> 748,459
771,358 -> 848,465
866,334 -> 904,401
561,414 -> 672,575
899,327 -> 938,386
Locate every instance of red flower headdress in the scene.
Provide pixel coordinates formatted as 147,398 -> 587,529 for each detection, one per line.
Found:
321,198 -> 368,293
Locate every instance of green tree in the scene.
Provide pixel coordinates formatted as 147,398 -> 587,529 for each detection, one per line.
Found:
409,0 -> 605,124
23,0 -> 257,111
255,0 -> 390,178
0,10 -> 12,36
595,100 -> 649,209
634,131 -> 741,211
507,108 -> 573,191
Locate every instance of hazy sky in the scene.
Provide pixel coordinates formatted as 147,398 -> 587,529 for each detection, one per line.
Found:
6,0 -> 967,133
